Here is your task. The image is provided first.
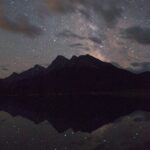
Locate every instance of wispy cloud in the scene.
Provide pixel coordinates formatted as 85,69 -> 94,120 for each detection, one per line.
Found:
0,65 -> 9,71
69,43 -> 90,51
58,30 -> 102,44
45,0 -> 123,27
121,26 -> 150,45
0,1 -> 42,37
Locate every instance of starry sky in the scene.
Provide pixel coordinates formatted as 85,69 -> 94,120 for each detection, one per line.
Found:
0,0 -> 150,78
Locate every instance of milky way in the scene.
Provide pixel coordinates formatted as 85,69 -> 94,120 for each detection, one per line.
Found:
0,0 -> 150,77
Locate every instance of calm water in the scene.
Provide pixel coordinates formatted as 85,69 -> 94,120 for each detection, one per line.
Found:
0,110 -> 149,150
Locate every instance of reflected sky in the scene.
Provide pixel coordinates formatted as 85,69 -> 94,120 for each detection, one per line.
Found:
0,111 -> 150,150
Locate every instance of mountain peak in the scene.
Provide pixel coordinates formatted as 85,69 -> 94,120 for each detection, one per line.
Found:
71,54 -> 94,59
48,54 -> 114,70
69,54 -> 111,69
4,72 -> 19,82
55,55 -> 68,61
78,54 -> 103,62
70,55 -> 78,60
33,65 -> 45,71
11,72 -> 19,76
8,72 -> 19,78
79,54 -> 93,58
49,55 -> 69,69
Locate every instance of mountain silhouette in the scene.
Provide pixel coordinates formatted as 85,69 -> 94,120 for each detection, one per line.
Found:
0,55 -> 150,132
0,54 -> 150,95
5,64 -> 45,82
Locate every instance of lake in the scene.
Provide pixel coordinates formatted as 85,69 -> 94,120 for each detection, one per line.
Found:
0,110 -> 149,150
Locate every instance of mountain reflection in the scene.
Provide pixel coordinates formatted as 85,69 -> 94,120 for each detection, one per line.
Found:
0,111 -> 150,150
0,111 -> 89,150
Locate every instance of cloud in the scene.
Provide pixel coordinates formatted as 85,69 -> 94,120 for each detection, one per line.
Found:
97,5 -> 122,27
0,1 -> 42,37
45,0 -> 123,27
69,43 -> 90,51
58,30 -> 85,40
0,0 -> 123,36
88,37 -> 102,44
0,65 -> 9,71
58,30 -> 102,44
69,43 -> 83,47
0,68 -> 8,72
130,62 -> 150,72
46,0 -> 77,13
121,26 -> 150,45
1,67 -> 8,71
0,16 -> 43,37
131,62 -> 150,67
78,8 -> 91,21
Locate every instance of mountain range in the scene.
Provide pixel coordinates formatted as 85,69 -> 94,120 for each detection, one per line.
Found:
0,54 -> 150,96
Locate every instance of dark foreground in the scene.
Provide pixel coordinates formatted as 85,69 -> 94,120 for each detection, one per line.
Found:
0,93 -> 150,132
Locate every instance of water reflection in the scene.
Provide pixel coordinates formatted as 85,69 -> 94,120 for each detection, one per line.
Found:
0,111 -> 150,150
0,111 -> 90,150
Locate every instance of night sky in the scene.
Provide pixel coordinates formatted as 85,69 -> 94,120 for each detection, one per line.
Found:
0,0 -> 150,78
